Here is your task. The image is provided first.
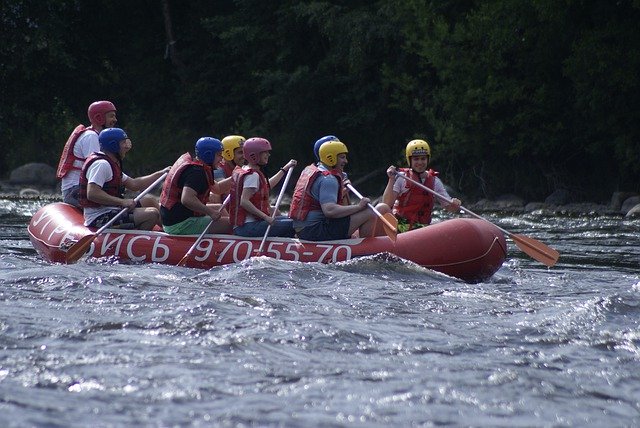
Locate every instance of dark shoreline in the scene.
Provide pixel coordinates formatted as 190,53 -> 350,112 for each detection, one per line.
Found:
3,184 -> 638,218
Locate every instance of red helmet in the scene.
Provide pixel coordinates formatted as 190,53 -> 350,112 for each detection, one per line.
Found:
243,137 -> 272,164
87,101 -> 116,127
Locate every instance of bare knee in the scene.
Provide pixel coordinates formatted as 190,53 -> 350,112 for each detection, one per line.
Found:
134,207 -> 160,230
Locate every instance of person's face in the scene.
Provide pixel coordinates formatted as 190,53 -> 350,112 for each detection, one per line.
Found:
233,146 -> 245,165
257,151 -> 270,165
214,151 -> 223,166
410,155 -> 429,173
119,138 -> 132,158
334,153 -> 348,172
104,111 -> 118,128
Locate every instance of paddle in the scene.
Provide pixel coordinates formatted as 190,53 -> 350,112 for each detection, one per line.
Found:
345,183 -> 398,241
396,172 -> 559,267
256,167 -> 295,254
177,194 -> 231,266
65,172 -> 168,264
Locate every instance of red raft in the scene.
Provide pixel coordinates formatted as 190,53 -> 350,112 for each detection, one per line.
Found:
28,202 -> 507,283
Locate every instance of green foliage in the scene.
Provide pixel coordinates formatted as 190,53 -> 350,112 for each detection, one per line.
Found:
1,0 -> 638,202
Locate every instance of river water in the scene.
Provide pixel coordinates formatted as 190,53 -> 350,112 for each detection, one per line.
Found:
1,197 -> 639,427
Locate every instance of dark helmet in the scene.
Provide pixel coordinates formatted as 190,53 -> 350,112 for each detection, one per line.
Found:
195,137 -> 223,165
98,128 -> 128,154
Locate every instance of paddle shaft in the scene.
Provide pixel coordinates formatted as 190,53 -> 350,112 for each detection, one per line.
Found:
345,183 -> 397,232
396,172 -> 559,266
257,167 -> 294,254
178,194 -> 231,266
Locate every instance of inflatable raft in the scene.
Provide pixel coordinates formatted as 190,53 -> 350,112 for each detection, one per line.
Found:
28,202 -> 507,283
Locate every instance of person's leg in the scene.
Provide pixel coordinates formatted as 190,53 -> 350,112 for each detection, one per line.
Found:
138,196 -> 161,225
348,210 -> 374,236
350,203 -> 391,237
366,203 -> 392,237
133,207 -> 160,230
268,216 -> 295,237
233,220 -> 269,237
298,217 -> 350,241
139,195 -> 160,210
207,217 -> 232,234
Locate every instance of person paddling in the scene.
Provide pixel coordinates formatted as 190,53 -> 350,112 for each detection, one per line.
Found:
79,128 -> 167,231
229,137 -> 297,237
290,138 -> 391,241
160,137 -> 232,235
383,139 -> 461,232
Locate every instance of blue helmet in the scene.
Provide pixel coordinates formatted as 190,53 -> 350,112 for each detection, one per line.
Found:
313,135 -> 340,160
99,128 -> 128,154
195,137 -> 223,165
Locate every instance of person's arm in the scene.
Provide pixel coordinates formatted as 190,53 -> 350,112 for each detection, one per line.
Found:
317,175 -> 367,218
124,167 -> 170,191
268,159 -> 297,188
321,199 -> 368,218
181,186 -> 221,220
211,176 -> 233,194
434,178 -> 461,212
86,161 -> 135,209
86,183 -> 134,209
240,186 -> 273,223
383,165 -> 399,207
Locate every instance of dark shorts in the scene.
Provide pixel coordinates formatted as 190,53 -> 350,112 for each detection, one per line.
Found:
62,185 -> 81,209
297,216 -> 351,241
89,210 -> 136,229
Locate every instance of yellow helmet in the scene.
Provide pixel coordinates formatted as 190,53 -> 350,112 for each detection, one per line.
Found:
221,135 -> 246,161
319,140 -> 348,167
405,139 -> 431,165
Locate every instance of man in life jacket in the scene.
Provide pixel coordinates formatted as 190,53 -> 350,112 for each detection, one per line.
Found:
313,135 -> 351,206
210,135 -> 246,203
79,128 -> 167,230
383,139 -> 461,232
228,137 -> 297,237
160,137 -> 232,235
57,100 -> 118,208
289,139 -> 391,241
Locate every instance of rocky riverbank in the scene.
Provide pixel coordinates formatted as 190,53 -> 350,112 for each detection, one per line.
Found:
2,162 -> 639,217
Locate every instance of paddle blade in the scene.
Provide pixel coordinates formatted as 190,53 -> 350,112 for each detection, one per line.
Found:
382,213 -> 398,242
65,234 -> 96,264
511,233 -> 559,267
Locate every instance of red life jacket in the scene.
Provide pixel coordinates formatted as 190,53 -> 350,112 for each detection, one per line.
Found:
393,168 -> 438,228
289,164 -> 344,221
229,167 -> 270,227
56,125 -> 98,179
160,153 -> 213,214
78,152 -> 124,208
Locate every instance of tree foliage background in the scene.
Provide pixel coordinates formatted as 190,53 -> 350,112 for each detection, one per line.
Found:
1,0 -> 639,202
